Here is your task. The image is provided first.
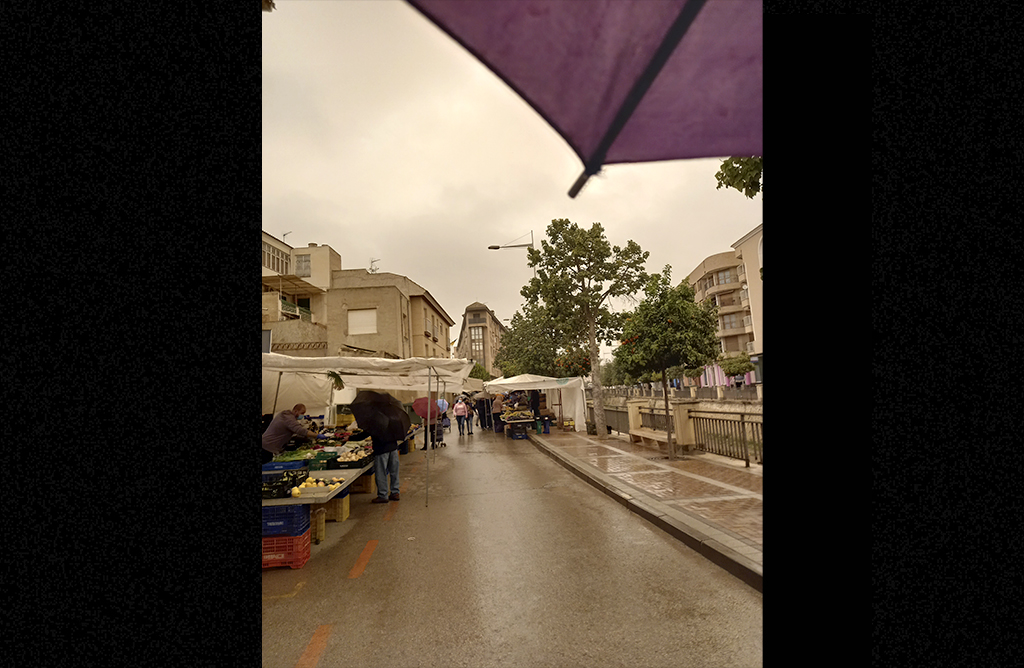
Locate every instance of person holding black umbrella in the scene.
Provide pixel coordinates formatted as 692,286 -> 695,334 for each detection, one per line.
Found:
349,390 -> 410,504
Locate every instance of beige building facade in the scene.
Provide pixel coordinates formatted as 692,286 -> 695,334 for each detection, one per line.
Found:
261,232 -> 454,361
686,223 -> 763,384
454,302 -> 507,378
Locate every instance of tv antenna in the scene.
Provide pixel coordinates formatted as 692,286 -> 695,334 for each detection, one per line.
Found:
369,258 -> 381,274
282,231 -> 293,244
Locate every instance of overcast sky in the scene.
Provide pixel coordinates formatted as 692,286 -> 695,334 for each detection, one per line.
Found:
262,1 -> 762,357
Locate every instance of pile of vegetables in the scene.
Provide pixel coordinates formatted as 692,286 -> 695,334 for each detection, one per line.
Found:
501,409 -> 535,422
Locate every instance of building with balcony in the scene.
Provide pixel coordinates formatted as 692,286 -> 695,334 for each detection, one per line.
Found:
261,231 -> 454,361
686,223 -> 763,385
454,302 -> 508,378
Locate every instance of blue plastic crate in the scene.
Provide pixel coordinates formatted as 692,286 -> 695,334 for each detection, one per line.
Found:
511,433 -> 529,440
263,460 -> 308,471
262,504 -> 311,537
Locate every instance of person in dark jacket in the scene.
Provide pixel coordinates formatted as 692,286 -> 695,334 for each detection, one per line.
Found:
262,404 -> 320,464
349,417 -> 402,504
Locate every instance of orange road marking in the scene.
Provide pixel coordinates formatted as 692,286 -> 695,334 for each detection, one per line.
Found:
294,624 -> 331,668
383,502 -> 399,521
348,540 -> 378,579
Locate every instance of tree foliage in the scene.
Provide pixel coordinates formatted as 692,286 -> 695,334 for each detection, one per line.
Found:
493,302 -> 565,378
600,357 -> 627,387
715,156 -> 762,198
613,266 -> 719,456
522,219 -> 649,437
718,352 -> 755,379
468,363 -> 492,382
554,346 -> 591,378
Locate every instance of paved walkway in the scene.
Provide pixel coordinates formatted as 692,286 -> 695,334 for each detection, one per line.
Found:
523,426 -> 763,591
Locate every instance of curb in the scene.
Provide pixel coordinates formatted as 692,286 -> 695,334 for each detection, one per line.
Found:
528,432 -> 763,593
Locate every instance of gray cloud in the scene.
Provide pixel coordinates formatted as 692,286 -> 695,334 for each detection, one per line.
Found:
263,1 -> 762,351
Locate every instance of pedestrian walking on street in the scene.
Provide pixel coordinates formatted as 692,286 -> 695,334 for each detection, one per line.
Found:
476,399 -> 490,429
453,398 -> 468,435
491,393 -> 505,433
466,402 -> 475,434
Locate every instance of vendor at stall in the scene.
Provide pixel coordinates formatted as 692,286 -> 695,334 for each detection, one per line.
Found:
262,403 -> 321,464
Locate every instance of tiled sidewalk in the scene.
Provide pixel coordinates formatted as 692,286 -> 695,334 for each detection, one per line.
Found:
527,427 -> 763,591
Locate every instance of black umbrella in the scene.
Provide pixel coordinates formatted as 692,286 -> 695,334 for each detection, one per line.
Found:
349,390 -> 412,445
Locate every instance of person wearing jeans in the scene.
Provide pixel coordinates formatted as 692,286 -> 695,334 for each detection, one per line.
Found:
372,448 -> 401,503
453,398 -> 468,435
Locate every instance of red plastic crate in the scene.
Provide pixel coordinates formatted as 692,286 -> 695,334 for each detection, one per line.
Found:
262,529 -> 311,569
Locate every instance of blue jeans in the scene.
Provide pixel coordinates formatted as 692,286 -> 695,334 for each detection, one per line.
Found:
455,415 -> 465,434
373,450 -> 400,498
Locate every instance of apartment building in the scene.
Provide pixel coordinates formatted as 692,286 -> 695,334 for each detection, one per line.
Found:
454,302 -> 507,378
261,232 -> 454,360
327,269 -> 454,360
686,223 -> 763,385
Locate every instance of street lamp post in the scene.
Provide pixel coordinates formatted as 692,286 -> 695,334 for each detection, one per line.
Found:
488,231 -> 536,278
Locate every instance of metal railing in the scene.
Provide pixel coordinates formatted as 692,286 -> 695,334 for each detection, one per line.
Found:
688,410 -> 763,467
639,408 -> 671,432
587,407 -> 630,435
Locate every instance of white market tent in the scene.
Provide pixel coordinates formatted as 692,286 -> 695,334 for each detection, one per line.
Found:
262,353 -> 475,507
484,374 -> 587,432
262,353 -> 475,418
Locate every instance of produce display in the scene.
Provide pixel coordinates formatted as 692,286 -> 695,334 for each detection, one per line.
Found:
501,409 -> 535,422
290,477 -> 345,497
272,428 -> 374,463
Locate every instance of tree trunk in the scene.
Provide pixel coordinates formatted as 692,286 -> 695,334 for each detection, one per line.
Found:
588,312 -> 607,439
661,369 -> 674,459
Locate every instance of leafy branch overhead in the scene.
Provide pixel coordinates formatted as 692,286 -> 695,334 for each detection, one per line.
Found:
715,156 -> 762,199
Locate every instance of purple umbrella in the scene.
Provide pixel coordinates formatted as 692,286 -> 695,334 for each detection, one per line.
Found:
406,0 -> 762,197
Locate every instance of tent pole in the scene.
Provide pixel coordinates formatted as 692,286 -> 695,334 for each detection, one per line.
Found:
425,367 -> 432,508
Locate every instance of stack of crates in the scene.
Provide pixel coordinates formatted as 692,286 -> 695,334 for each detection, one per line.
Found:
509,422 -> 529,440
311,488 -> 350,523
262,504 -> 311,569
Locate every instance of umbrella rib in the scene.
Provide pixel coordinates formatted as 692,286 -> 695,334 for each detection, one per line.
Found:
568,0 -> 709,198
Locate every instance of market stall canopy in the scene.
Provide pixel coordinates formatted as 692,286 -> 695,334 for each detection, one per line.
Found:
484,374 -> 587,432
406,0 -> 762,197
262,353 -> 475,416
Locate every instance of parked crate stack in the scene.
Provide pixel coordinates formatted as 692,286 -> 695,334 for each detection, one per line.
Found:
262,502 -> 312,569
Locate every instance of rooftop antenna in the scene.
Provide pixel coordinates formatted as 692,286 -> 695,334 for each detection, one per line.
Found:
282,231 -> 293,244
369,258 -> 381,274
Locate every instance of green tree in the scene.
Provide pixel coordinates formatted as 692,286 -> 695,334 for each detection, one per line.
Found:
523,219 -> 649,438
493,302 -> 564,377
718,352 -> 755,383
613,266 -> 719,457
554,346 -> 591,378
600,356 -> 627,387
468,363 -> 492,382
715,156 -> 762,198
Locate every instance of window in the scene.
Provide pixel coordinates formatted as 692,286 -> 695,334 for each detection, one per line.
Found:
295,254 -> 310,277
262,242 -> 291,274
471,326 -> 483,340
717,269 -> 733,285
722,314 -> 738,330
348,308 -> 377,335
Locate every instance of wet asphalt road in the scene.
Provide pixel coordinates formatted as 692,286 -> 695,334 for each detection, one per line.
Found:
262,427 -> 763,668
